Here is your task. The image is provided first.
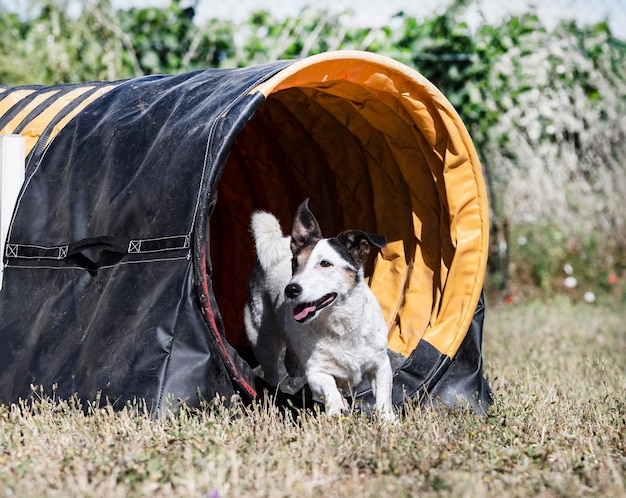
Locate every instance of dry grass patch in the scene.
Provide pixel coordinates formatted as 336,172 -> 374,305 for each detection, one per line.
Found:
0,296 -> 624,497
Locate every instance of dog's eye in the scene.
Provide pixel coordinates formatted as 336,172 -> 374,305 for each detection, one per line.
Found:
319,260 -> 333,268
291,255 -> 299,273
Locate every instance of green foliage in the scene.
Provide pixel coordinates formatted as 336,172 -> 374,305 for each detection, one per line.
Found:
1,0 -> 625,294
116,0 -> 235,74
508,220 -> 626,301
0,0 -> 237,83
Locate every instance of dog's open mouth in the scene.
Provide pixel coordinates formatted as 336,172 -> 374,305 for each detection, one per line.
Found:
292,293 -> 337,323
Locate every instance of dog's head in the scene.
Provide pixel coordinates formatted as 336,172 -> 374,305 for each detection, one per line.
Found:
284,199 -> 386,323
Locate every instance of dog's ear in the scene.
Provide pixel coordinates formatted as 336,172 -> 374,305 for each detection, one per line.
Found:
291,198 -> 322,252
336,230 -> 387,266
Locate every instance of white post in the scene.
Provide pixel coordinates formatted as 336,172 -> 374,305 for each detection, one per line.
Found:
0,134 -> 25,290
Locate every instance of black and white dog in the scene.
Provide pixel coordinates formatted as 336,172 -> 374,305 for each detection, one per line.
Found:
244,199 -> 394,420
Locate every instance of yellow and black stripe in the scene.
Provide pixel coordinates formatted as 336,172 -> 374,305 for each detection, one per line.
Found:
0,82 -> 118,159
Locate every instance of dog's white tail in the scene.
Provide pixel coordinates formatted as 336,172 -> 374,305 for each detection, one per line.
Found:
251,211 -> 290,272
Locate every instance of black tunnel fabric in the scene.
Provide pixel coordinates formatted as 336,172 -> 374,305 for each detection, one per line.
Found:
0,52 -> 492,415
0,63 -> 291,411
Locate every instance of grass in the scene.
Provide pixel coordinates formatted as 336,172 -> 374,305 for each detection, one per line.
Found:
0,296 -> 624,497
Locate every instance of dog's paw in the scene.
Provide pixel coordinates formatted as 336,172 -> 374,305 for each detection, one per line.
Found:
378,409 -> 397,425
324,396 -> 349,418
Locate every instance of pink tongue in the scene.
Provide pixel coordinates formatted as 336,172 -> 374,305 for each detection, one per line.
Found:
294,304 -> 316,322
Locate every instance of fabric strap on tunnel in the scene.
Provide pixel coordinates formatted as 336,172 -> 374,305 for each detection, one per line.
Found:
6,234 -> 191,260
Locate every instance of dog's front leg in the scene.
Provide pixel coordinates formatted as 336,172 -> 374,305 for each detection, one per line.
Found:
307,372 -> 347,417
371,360 -> 395,422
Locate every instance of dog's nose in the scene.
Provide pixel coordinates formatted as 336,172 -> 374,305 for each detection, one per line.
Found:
285,283 -> 302,299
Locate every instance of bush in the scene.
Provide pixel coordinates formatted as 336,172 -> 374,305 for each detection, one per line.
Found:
2,0 -> 625,295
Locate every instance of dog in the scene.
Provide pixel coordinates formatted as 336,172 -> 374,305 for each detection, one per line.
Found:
244,199 -> 394,420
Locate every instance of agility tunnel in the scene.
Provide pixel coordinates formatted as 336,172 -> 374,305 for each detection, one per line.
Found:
0,51 -> 492,414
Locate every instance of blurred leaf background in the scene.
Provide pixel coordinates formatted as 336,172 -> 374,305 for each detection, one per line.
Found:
1,0 -> 625,302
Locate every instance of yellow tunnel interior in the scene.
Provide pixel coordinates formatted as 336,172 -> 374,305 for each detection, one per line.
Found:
210,52 -> 489,361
